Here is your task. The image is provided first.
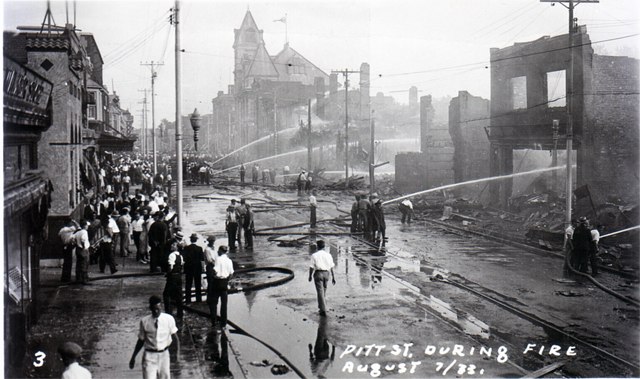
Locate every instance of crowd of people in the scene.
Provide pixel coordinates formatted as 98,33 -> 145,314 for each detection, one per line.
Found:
564,216 -> 603,276
350,193 -> 386,246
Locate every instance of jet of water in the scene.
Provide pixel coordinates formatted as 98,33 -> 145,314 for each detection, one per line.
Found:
210,126 -> 299,166
599,225 -> 640,239
382,165 -> 576,205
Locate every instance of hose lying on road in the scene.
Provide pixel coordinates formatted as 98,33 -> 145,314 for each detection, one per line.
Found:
61,266 -> 304,378
179,266 -> 307,378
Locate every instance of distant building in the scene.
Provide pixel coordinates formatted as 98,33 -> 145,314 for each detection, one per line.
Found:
226,10 -> 330,155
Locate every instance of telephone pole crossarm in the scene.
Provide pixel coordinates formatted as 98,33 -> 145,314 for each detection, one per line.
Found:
141,61 -> 164,175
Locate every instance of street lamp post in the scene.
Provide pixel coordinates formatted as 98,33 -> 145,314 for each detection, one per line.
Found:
190,108 -> 202,151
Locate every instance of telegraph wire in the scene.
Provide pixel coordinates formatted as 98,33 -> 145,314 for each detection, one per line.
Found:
105,22 -> 170,67
103,10 -> 170,61
375,33 -> 639,80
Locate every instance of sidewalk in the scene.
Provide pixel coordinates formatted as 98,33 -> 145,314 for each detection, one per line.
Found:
25,256 -> 224,378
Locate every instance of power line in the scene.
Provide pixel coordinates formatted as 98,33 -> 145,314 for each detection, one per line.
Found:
375,32 -> 639,80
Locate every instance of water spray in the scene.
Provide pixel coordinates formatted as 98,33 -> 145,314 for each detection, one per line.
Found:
210,126 -> 299,167
599,225 -> 640,239
382,165 -> 576,205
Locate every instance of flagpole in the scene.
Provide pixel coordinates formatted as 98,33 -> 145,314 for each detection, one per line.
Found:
285,13 -> 288,44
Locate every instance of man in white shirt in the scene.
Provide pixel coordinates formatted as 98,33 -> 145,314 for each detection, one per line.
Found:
308,240 -> 336,316
399,198 -> 414,224
164,241 -> 184,319
74,220 -> 91,285
58,342 -> 91,379
130,295 -> 180,379
59,219 -> 79,283
208,245 -> 234,328
309,191 -> 317,228
204,236 -> 217,288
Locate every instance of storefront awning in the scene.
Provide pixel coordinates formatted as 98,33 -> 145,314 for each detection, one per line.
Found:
4,175 -> 49,216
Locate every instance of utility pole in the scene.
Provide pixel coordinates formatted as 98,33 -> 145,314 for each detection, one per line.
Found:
171,1 -> 183,225
331,68 -> 360,189
369,110 -> 375,195
141,61 -> 164,175
307,98 -> 312,171
138,89 -> 148,156
552,119 -> 559,192
541,0 -> 598,226
273,91 -> 278,157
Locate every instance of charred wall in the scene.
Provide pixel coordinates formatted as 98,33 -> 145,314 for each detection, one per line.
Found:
449,91 -> 491,197
583,54 -> 639,204
395,95 -> 453,193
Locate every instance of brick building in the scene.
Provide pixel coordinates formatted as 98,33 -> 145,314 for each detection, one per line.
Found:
3,56 -> 54,375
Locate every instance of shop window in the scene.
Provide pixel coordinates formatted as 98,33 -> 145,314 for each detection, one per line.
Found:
4,144 -> 34,185
547,70 -> 566,107
510,76 -> 527,110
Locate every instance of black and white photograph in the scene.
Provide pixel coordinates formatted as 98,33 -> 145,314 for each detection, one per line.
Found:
2,0 -> 639,377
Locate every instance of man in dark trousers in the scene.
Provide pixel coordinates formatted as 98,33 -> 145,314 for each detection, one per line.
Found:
58,218 -> 79,283
571,217 -> 593,273
148,211 -> 169,273
243,203 -> 254,249
164,241 -> 184,319
183,233 -> 204,303
308,240 -> 336,316
208,245 -> 234,328
239,163 -> 246,184
225,200 -> 239,250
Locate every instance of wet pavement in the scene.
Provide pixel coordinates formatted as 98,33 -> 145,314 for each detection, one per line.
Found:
22,183 -> 640,378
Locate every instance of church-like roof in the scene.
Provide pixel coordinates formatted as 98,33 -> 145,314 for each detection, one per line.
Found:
233,10 -> 262,48
246,42 -> 279,78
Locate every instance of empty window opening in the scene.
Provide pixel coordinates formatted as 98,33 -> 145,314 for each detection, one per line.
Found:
510,76 -> 527,110
547,70 -> 566,107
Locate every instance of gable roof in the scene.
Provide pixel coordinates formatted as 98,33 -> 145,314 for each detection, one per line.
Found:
273,43 -> 329,80
246,42 -> 279,78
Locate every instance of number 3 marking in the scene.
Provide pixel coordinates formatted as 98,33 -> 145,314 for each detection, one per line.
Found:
33,351 -> 46,367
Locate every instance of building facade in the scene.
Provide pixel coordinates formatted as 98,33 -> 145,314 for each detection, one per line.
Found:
3,55 -> 54,376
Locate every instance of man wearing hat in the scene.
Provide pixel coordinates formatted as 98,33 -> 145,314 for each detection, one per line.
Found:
370,194 -> 386,247
148,211 -> 169,273
204,236 -> 217,286
225,200 -> 239,250
571,217 -> 593,273
130,295 -> 180,378
208,244 -> 234,328
58,218 -> 80,283
183,233 -> 204,303
116,207 -> 132,258
73,220 -> 91,285
164,240 -> 184,319
59,341 -> 91,378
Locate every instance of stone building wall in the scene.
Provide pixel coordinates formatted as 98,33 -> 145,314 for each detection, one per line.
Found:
583,54 -> 639,204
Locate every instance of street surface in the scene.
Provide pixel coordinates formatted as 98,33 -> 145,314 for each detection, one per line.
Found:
24,183 -> 639,378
